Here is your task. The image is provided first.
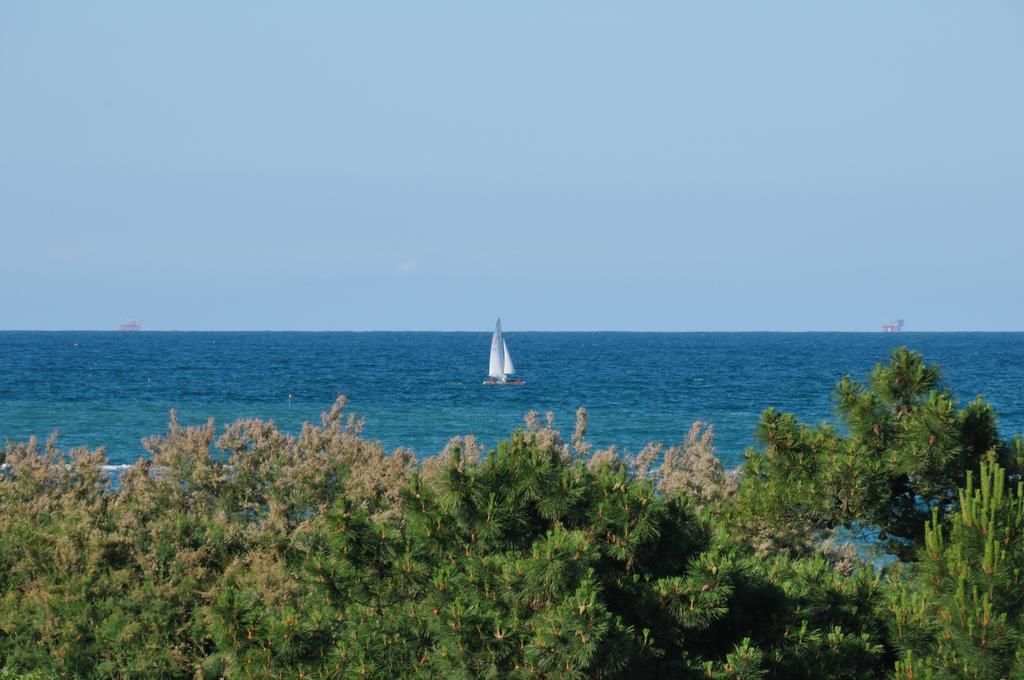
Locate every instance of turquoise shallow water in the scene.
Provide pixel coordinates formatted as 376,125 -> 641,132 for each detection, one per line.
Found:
1,332 -> 1023,467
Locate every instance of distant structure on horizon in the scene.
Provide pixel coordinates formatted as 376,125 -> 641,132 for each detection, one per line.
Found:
881,319 -> 904,333
118,320 -> 142,331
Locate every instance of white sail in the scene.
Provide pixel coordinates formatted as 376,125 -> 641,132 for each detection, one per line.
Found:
488,319 -> 504,378
502,339 -> 515,375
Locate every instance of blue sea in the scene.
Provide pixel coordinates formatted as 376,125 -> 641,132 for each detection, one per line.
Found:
1,332 -> 1023,468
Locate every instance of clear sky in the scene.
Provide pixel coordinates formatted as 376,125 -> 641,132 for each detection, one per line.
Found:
1,2 -> 1021,331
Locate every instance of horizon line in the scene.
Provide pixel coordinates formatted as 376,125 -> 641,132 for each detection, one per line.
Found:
2,328 -> 1024,334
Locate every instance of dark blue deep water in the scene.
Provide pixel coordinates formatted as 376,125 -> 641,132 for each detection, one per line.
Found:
1,332 -> 1023,468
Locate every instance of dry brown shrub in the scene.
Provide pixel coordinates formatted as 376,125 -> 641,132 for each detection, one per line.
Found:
421,435 -> 485,486
630,442 -> 662,479
219,396 -> 414,524
586,446 -> 618,472
655,422 -> 736,509
819,538 -> 859,576
523,409 -> 570,460
113,396 -> 415,547
572,407 -> 593,459
1,433 -> 109,524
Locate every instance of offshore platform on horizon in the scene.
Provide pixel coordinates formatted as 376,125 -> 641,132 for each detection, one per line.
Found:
881,319 -> 905,333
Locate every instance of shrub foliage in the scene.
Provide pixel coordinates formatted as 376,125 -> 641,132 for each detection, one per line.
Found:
1,348 -> 1022,678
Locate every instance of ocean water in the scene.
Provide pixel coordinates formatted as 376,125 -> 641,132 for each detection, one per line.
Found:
1,332 -> 1023,468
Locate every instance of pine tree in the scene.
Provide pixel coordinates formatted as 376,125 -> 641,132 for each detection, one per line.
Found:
732,347 -> 1003,558
891,457 -> 1024,679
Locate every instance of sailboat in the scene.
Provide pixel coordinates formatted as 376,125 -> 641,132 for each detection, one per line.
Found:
484,318 -> 524,385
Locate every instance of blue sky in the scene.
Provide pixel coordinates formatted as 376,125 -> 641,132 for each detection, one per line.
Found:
1,2 -> 1021,330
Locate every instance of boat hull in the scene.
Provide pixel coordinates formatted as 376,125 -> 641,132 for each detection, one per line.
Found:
483,378 -> 525,385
